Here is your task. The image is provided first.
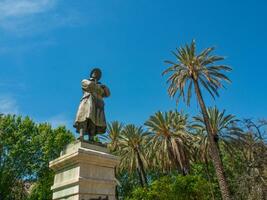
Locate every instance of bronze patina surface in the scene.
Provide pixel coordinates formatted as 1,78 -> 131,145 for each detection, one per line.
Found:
74,68 -> 110,141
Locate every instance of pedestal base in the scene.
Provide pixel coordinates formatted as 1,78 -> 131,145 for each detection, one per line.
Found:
49,141 -> 120,200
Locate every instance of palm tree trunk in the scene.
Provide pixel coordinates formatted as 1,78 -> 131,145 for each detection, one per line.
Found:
180,147 -> 190,175
136,168 -> 144,187
136,150 -> 148,186
167,138 -> 182,174
193,79 -> 231,200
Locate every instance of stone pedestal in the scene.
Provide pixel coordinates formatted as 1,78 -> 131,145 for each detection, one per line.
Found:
49,141 -> 120,200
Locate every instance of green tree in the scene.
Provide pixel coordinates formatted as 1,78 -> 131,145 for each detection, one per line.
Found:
106,121 -> 124,152
229,119 -> 267,199
163,40 -> 232,200
28,125 -> 75,199
0,115 -> 38,199
192,107 -> 242,164
127,175 -> 213,200
0,114 -> 74,200
116,124 -> 149,187
145,111 -> 193,175
116,170 -> 142,200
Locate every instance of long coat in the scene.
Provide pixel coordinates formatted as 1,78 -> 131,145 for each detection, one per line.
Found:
74,79 -> 110,134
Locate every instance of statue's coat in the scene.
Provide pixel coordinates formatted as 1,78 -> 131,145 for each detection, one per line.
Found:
74,78 -> 110,135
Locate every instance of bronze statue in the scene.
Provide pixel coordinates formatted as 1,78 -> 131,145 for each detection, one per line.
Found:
74,68 -> 110,141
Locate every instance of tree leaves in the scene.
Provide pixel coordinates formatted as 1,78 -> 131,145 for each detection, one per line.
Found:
0,115 -> 74,200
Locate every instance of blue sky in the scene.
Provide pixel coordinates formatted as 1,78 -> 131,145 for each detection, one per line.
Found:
0,0 -> 266,134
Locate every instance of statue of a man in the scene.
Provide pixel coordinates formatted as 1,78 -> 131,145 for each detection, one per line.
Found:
74,68 -> 110,141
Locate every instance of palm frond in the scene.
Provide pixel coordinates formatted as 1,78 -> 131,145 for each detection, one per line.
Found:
163,40 -> 232,106
145,110 -> 194,173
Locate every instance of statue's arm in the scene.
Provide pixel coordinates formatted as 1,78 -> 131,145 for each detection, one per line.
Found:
81,79 -> 95,92
101,85 -> 111,97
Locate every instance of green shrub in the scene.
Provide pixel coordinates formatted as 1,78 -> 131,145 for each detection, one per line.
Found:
126,175 -> 212,200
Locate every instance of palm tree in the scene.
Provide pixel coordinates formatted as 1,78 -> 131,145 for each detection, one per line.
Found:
106,121 -> 124,152
145,110 -> 193,175
192,107 -> 243,199
163,40 -> 232,200
116,124 -> 149,187
102,121 -> 124,200
193,107 -> 243,161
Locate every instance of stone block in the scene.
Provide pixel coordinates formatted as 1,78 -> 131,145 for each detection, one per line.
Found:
49,141 -> 119,200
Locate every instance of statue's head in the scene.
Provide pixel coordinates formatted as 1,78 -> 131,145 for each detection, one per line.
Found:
90,68 -> 102,81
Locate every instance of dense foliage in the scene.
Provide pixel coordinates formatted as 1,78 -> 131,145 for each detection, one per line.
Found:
106,117 -> 267,200
126,175 -> 213,200
0,114 -> 74,200
105,41 -> 267,200
1,114 -> 265,200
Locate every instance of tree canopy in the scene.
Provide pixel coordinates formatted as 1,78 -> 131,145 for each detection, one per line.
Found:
0,114 -> 74,200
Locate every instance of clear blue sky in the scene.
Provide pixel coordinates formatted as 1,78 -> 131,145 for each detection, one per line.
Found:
0,0 -> 266,134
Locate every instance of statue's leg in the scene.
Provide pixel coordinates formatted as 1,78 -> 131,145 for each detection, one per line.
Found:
79,128 -> 84,141
89,125 -> 96,141
88,123 -> 96,141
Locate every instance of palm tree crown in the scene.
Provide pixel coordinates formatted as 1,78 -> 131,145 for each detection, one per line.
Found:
145,111 -> 193,174
116,124 -> 149,186
106,121 -> 124,152
163,40 -> 231,105
193,107 -> 242,162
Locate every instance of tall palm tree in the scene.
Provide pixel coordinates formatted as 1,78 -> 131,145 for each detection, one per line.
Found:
117,124 -> 149,187
145,110 -> 193,175
192,107 -> 243,200
163,40 -> 232,200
